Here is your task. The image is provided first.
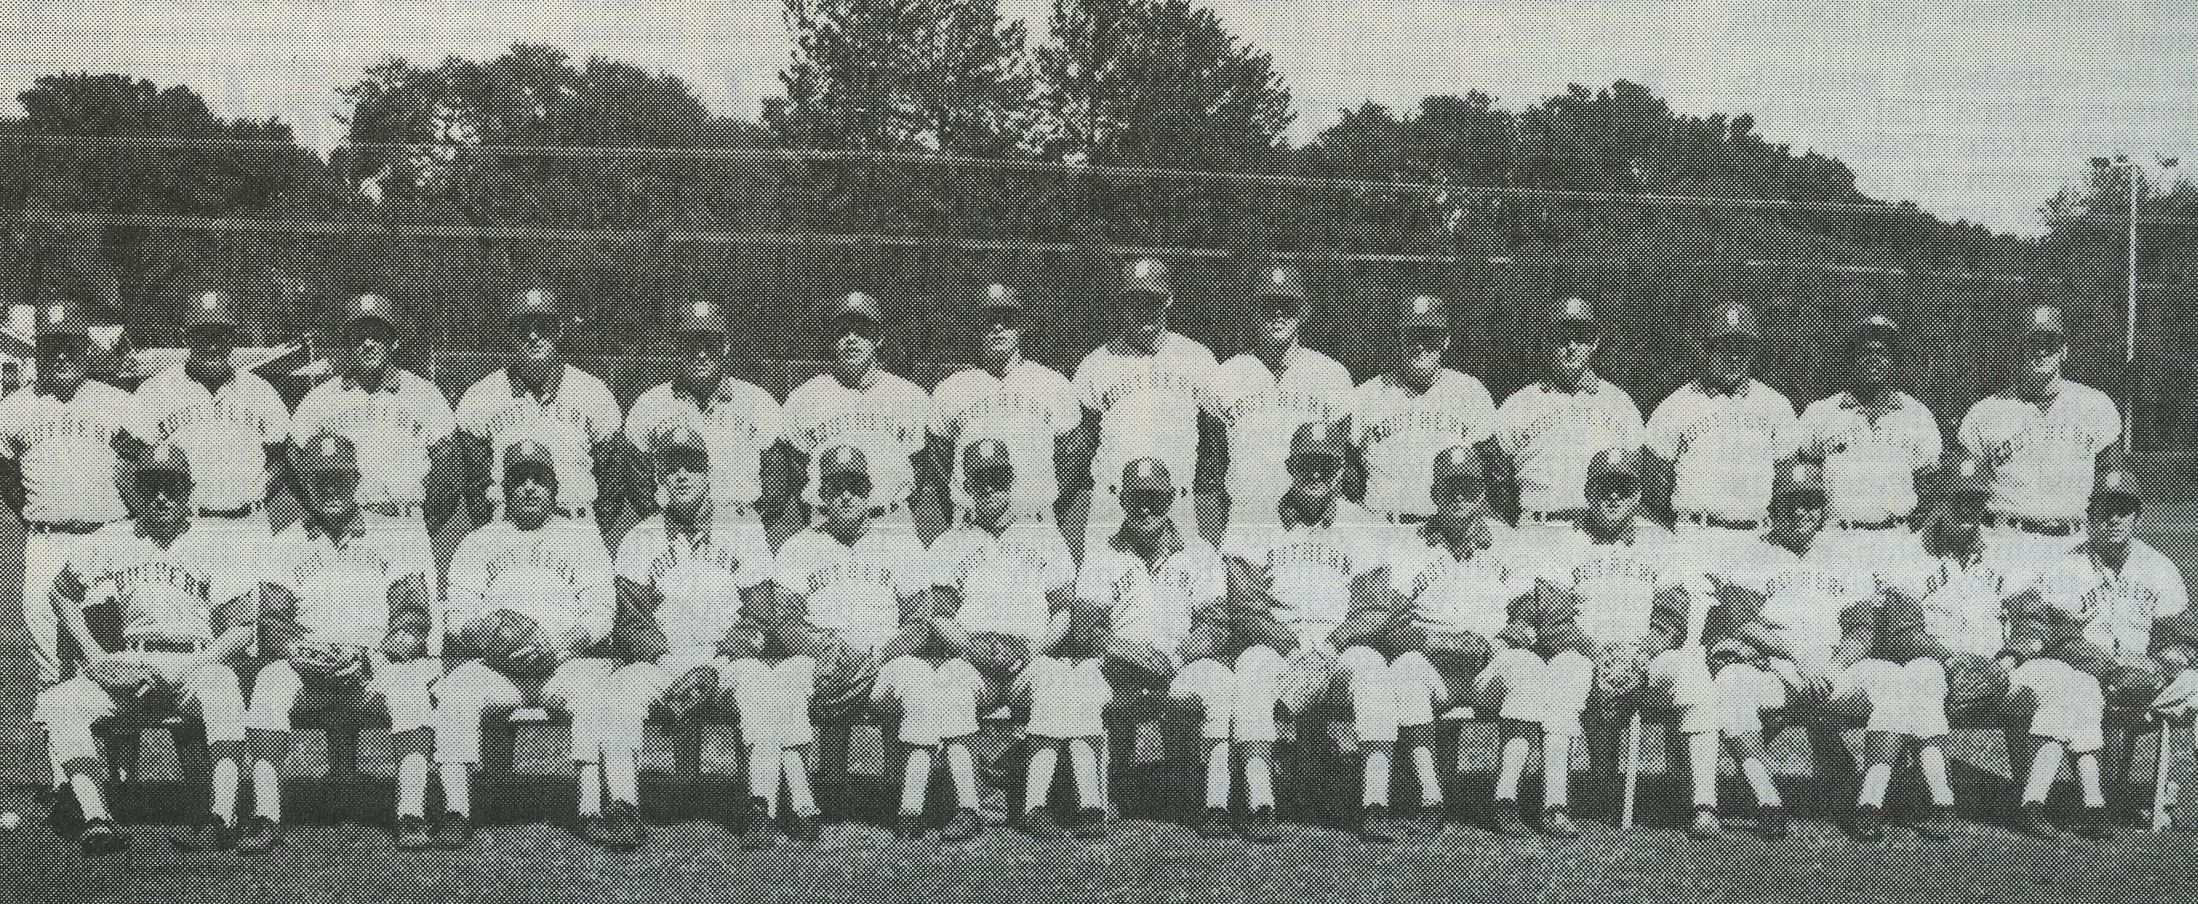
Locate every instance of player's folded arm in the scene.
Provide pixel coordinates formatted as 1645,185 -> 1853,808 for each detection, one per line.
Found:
1645,585 -> 1692,654
1332,568 -> 1404,652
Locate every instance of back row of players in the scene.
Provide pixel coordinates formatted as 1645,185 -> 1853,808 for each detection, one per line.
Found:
4,256 -> 2185,857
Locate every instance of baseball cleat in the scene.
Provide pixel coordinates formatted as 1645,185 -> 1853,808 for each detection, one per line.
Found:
2015,802 -> 2065,840
1491,799 -> 1533,836
1754,805 -> 1790,840
78,817 -> 129,857
1910,804 -> 1959,841
739,798 -> 778,850
581,812 -> 621,848
1689,806 -> 1725,839
1357,804 -> 1398,843
1397,802 -> 1443,835
1540,804 -> 1580,838
432,811 -> 473,849
1845,804 -> 1885,841
782,808 -> 822,844
941,807 -> 983,842
603,801 -> 647,850
1195,807 -> 1235,839
1242,806 -> 1284,843
1017,806 -> 1067,840
173,812 -> 236,852
395,814 -> 435,851
1071,806 -> 1108,839
2072,806 -> 2111,839
234,815 -> 283,854
894,812 -> 928,839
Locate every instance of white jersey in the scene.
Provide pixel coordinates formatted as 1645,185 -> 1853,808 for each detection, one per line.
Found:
1221,502 -> 1385,648
58,521 -> 252,643
1533,522 -> 1689,651
775,524 -> 931,650
1209,347 -> 1353,524
446,517 -> 616,650
930,520 -> 1076,640
626,379 -> 784,512
1957,379 -> 2121,522
1494,377 -> 1644,514
1698,537 -> 1875,655
1073,333 -> 1219,494
1382,519 -> 1527,638
265,514 -> 434,648
136,366 -> 291,511
2034,539 -> 2189,661
290,370 -> 455,508
1797,391 -> 1942,523
454,365 -> 623,507
782,371 -> 932,508
0,381 -> 149,523
930,360 -> 1078,521
615,512 -> 774,651
1647,379 -> 1801,521
1348,369 -> 1496,517
1074,526 -> 1223,651
1878,536 -> 2029,658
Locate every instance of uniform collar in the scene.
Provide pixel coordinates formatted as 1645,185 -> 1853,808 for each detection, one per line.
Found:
1696,378 -> 1753,399
308,513 -> 369,545
1111,518 -> 1184,564
1540,372 -> 1604,396
341,369 -> 403,394
508,364 -> 566,402
1420,517 -> 1495,558
1280,495 -> 1337,529
1836,389 -> 1905,414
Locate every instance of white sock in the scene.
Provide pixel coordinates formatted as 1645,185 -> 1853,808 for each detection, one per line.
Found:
576,762 -> 603,816
1543,734 -> 1571,807
212,759 -> 240,824
253,759 -> 283,821
396,754 -> 430,819
1412,746 -> 1442,806
1068,739 -> 1101,809
900,748 -> 933,816
749,746 -> 783,812
2076,753 -> 2105,808
1245,753 -> 1275,810
782,749 -> 818,817
944,743 -> 978,810
1918,745 -> 1954,807
1688,733 -> 1719,808
1741,757 -> 1781,807
1204,743 -> 1232,809
49,747 -> 66,791
1859,763 -> 1893,808
604,749 -> 639,808
1494,734 -> 1532,800
1363,748 -> 1391,808
1025,746 -> 1059,812
72,771 -> 110,821
2022,742 -> 2065,804
441,763 -> 472,815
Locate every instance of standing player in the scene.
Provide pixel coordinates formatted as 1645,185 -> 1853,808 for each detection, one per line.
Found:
1217,423 -> 1400,842
929,284 -> 1079,544
749,445 -> 960,838
240,433 -> 441,851
1646,301 -> 1799,560
623,299 -> 797,549
432,440 -> 621,849
1207,265 -> 1353,536
1490,297 -> 1644,543
781,292 -> 941,542
1957,304 -> 2123,574
1064,258 -> 1223,552
600,425 -> 777,849
1346,295 -> 1497,525
136,290 -> 290,543
911,440 -> 1097,839
452,289 -> 623,542
1795,315 -> 1942,570
288,293 -> 456,535
33,444 -> 256,855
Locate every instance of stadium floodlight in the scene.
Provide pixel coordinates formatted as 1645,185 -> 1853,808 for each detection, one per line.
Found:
2095,153 -> 2179,453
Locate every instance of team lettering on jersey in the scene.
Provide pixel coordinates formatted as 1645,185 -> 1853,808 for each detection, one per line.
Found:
321,395 -> 434,438
482,402 -> 598,441
1671,406 -> 1788,456
1260,538 -> 1354,576
646,540 -> 751,587
1215,389 -> 1340,426
1765,568 -> 1851,602
799,410 -> 919,450
1361,408 -> 1476,446
806,560 -> 899,597
106,561 -> 212,605
945,540 -> 1054,584
19,416 -> 117,448
1514,400 -> 1634,444
949,392 -> 1056,429
1092,369 -> 1205,410
1113,565 -> 1194,603
483,545 -> 585,588
155,396 -> 264,438
284,544 -> 397,589
1570,552 -> 1661,587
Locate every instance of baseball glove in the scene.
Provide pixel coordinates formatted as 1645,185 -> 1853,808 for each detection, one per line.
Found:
459,609 -> 554,680
289,641 -> 371,683
653,666 -> 719,723
966,631 -> 1032,684
1594,642 -> 1655,702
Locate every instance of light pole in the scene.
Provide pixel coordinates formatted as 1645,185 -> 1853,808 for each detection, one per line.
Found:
2090,153 -> 2178,452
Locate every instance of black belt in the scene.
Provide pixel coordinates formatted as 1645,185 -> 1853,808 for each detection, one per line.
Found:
1988,514 -> 2080,537
1834,516 -> 1908,531
1382,512 -> 1430,525
27,520 -> 105,535
1680,512 -> 1759,531
196,504 -> 259,519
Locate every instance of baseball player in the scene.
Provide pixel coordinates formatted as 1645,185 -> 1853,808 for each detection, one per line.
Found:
1072,458 -> 1234,838
451,289 -> 623,540
1694,459 -> 1896,840
1956,304 -> 2123,575
287,293 -> 457,531
1795,315 -> 1942,570
1489,297 -> 1645,543
623,299 -> 798,549
1524,448 -> 1722,837
749,445 -> 960,838
136,290 -> 290,543
0,298 -> 153,704
1215,422 -> 1400,842
1063,258 -> 1223,553
1345,294 -> 1497,524
910,439 -> 1095,840
781,292 -> 942,542
600,425 -> 777,849
929,284 -> 1080,541
433,440 -> 621,849
1646,300 -> 1800,561
1207,265 -> 1353,535
32,444 -> 256,855
239,433 -> 440,851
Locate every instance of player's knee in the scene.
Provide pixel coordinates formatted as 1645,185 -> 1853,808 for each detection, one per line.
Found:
1339,645 -> 1388,674
1232,644 -> 1283,678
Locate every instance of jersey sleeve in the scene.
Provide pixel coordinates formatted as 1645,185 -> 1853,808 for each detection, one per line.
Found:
1643,392 -> 1685,461
1047,371 -> 1082,437
1461,375 -> 1498,444
613,528 -> 655,587
452,378 -> 494,440
1910,403 -> 1945,471
2153,553 -> 2190,620
888,534 -> 936,599
1040,533 -> 1077,595
1073,353 -> 1107,414
1955,400 -> 1993,458
2086,388 -> 2124,453
582,375 -> 623,445
414,376 -> 458,444
730,525 -> 776,591
443,533 -> 491,623
778,381 -> 819,452
621,391 -> 664,450
1188,546 -> 1227,610
773,536 -> 818,599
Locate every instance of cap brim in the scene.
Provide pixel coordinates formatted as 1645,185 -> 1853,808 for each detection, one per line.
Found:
2089,492 -> 2141,515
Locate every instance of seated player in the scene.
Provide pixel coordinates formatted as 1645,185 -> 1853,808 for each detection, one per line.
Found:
1217,423 -> 1400,842
242,434 -> 440,851
598,425 -> 777,848
34,444 -> 256,856
912,439 -> 1098,839
432,440 -> 620,849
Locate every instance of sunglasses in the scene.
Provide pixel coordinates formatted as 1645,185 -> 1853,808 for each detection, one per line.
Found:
834,317 -> 882,341
505,467 -> 557,488
977,311 -> 1024,331
1290,459 -> 1342,480
1587,477 -> 1640,502
511,315 -> 563,338
1554,323 -> 1601,346
310,471 -> 361,496
1433,476 -> 1485,500
136,474 -> 193,494
658,450 -> 710,474
965,468 -> 1014,494
1121,490 -> 1174,513
1404,326 -> 1449,345
820,473 -> 873,499
2023,336 -> 2067,354
1770,497 -> 1825,518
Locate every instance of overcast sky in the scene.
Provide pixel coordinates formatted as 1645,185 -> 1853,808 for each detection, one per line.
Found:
0,1 -> 2190,234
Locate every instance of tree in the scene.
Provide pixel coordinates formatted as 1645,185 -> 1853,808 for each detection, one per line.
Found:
764,0 -> 1034,155
1033,0 -> 1293,169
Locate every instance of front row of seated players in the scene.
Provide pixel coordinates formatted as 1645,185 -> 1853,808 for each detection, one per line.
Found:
38,429 -> 2198,855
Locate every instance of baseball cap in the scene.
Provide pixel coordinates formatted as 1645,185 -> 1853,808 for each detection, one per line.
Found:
962,438 -> 1014,489
1287,421 -> 1349,469
827,292 -> 883,330
1702,301 -> 1762,340
1585,448 -> 1645,496
1400,294 -> 1449,332
1252,265 -> 1309,311
1943,453 -> 1994,503
2022,304 -> 2067,338
34,298 -> 90,341
1431,445 -> 1487,498
505,289 -> 563,328
977,283 -> 1025,315
503,440 -> 557,482
339,293 -> 404,336
1769,458 -> 1827,507
818,445 -> 870,480
139,443 -> 192,479
1118,457 -> 1175,504
183,290 -> 241,334
671,299 -> 730,336
650,424 -> 710,466
1850,314 -> 1902,352
298,433 -> 360,477
1118,258 -> 1172,299
1551,296 -> 1599,326
2090,467 -> 2141,515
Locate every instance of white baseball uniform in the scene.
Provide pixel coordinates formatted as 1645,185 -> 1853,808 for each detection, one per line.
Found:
1208,347 -> 1353,530
1957,379 -> 2121,570
2035,539 -> 2198,722
1076,526 -> 1232,739
1647,379 -> 1800,557
625,379 -> 784,515
0,380 -> 152,685
602,509 -> 775,756
930,360 -> 1079,523
782,371 -> 932,511
1796,390 -> 1942,568
136,364 -> 290,536
1493,376 -> 1644,537
1692,535 -> 1890,737
454,365 -> 623,511
1072,333 -> 1219,499
244,515 -> 440,737
1348,369 -> 1496,519
290,370 -> 456,512
928,519 -> 1097,739
767,523 -> 958,747
1220,502 -> 1397,745
1380,520 -> 1583,734
1526,522 -> 1714,738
